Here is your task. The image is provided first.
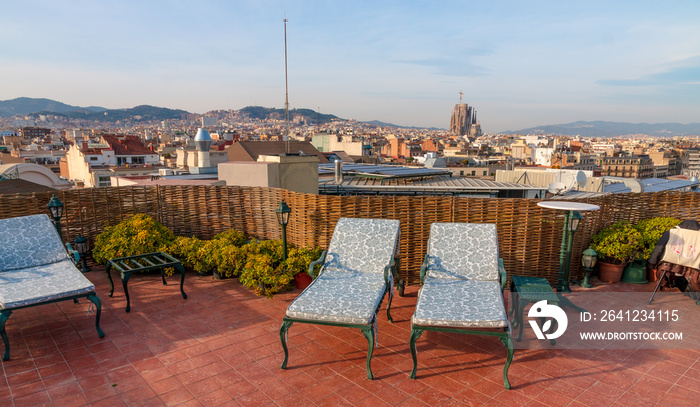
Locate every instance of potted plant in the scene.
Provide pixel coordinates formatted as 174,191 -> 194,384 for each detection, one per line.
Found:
285,246 -> 323,290
591,221 -> 643,283
630,217 -> 681,283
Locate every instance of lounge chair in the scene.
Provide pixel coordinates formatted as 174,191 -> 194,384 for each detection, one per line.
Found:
0,214 -> 104,360
409,222 -> 514,389
280,217 -> 401,379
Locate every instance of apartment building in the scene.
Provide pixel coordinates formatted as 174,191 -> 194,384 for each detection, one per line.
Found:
600,155 -> 654,179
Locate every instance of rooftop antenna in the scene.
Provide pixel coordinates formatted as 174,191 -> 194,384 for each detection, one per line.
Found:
284,14 -> 290,154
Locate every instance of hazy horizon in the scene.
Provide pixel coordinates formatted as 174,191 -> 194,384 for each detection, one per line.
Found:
2,1 -> 699,133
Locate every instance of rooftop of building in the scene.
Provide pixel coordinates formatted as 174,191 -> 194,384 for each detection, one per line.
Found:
2,266 -> 697,406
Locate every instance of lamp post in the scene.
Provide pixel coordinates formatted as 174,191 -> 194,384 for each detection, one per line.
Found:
74,235 -> 91,272
47,195 -> 64,240
580,246 -> 598,288
276,200 -> 291,262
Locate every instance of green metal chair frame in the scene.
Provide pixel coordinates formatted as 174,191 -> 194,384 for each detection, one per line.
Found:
410,255 -> 514,390
1,292 -> 104,361
280,251 -> 400,380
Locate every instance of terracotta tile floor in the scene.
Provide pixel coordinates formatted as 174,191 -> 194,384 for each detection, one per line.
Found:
1,268 -> 699,406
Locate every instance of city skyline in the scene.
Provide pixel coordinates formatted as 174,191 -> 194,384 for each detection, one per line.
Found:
2,1 -> 699,133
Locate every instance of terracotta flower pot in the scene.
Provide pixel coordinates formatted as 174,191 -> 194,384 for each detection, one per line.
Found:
598,262 -> 626,283
294,273 -> 313,290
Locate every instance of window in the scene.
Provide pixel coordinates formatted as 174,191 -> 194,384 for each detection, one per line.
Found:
460,171 -> 464,175
132,156 -> 145,165
89,156 -> 98,161
483,171 -> 487,176
471,171 -> 476,176
97,175 -> 111,187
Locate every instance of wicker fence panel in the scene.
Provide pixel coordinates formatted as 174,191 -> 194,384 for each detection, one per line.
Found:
3,187 -> 700,285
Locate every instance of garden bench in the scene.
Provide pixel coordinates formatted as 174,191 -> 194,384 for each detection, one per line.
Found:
409,222 -> 514,389
280,217 -> 401,380
0,214 -> 104,361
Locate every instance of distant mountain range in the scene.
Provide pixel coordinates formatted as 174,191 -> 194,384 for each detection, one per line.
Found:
0,97 -> 107,116
508,121 -> 700,138
2,98 -> 699,136
0,97 -> 187,122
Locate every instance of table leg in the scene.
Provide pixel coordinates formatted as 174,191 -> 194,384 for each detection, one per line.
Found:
106,264 -> 115,297
176,264 -> 188,300
121,272 -> 132,313
517,299 -> 527,341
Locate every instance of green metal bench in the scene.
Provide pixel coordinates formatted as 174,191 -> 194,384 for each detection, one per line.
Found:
106,252 -> 187,312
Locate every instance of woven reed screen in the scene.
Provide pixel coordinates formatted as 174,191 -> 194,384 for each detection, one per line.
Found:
2,187 -> 700,285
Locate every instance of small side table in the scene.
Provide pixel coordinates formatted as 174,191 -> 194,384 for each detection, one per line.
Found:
106,252 -> 187,312
510,275 -> 559,344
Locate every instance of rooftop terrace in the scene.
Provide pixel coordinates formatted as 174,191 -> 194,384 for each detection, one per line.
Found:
1,267 -> 698,406
1,186 -> 700,406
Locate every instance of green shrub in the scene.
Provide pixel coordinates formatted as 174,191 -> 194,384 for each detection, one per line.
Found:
212,229 -> 247,247
93,214 -> 175,264
238,240 -> 323,298
634,217 -> 681,259
165,236 -> 205,270
286,246 -> 324,277
591,221 -> 643,265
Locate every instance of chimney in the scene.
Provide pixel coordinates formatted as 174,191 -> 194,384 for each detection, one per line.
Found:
334,159 -> 343,184
81,141 -> 88,151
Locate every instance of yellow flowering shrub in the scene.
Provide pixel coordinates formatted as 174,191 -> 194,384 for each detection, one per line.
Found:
93,214 -> 175,264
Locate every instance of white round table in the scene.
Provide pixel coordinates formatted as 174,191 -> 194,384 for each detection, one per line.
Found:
537,201 -> 599,305
537,201 -> 600,212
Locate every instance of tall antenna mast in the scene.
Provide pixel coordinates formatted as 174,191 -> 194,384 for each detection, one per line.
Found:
284,15 -> 290,153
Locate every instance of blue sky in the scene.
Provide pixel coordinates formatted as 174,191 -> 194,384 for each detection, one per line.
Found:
2,1 -> 699,132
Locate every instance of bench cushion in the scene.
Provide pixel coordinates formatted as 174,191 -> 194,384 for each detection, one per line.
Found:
286,269 -> 388,325
426,223 -> 500,281
0,258 -> 95,309
0,214 -> 68,272
411,279 -> 508,328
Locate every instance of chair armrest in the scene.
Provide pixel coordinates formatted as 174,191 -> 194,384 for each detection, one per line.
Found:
65,242 -> 80,264
419,253 -> 430,284
308,250 -> 327,278
498,258 -> 507,292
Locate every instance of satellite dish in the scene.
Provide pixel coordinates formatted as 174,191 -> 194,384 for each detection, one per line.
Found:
576,171 -> 587,188
548,182 -> 567,195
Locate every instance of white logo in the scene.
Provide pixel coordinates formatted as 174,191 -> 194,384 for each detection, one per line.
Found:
528,300 -> 568,340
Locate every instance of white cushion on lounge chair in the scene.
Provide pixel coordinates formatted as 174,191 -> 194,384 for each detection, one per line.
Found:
0,214 -> 69,272
286,269 -> 389,324
426,223 -> 499,281
0,258 -> 95,309
412,279 -> 508,328
285,217 -> 400,325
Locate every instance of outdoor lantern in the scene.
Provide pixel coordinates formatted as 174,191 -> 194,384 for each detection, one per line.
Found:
276,200 -> 292,261
580,245 -> 598,288
275,200 -> 291,227
47,195 -> 64,239
568,211 -> 583,232
74,235 -> 91,272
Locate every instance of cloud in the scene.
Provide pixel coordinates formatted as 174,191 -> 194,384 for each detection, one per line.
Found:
598,56 -> 700,86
